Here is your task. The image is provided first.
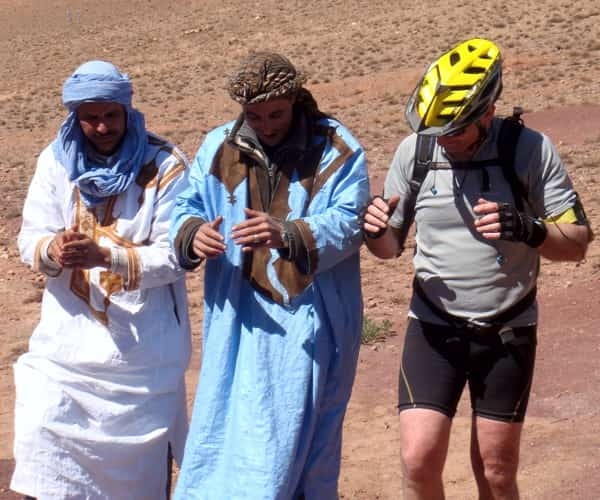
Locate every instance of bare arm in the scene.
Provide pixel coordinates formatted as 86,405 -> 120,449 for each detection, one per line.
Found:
474,198 -> 590,262
538,222 -> 590,261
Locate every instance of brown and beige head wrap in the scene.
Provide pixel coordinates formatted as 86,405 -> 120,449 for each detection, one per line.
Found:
228,52 -> 306,104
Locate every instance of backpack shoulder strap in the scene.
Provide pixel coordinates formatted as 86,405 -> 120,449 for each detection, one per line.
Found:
412,134 -> 437,188
397,134 -> 436,247
497,106 -> 527,211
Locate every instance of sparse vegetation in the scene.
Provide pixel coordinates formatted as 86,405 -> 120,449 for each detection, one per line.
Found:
361,316 -> 393,345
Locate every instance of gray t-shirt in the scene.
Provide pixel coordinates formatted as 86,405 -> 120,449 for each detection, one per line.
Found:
384,117 -> 576,325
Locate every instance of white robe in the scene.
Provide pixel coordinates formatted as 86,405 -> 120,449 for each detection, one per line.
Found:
11,133 -> 192,500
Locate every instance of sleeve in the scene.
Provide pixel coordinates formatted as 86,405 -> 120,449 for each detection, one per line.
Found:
520,130 -> 577,218
169,138 -> 213,268
125,147 -> 191,290
288,131 -> 370,275
17,147 -> 68,276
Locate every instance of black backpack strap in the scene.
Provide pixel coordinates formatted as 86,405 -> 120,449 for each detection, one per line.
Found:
397,134 -> 437,247
497,107 -> 527,212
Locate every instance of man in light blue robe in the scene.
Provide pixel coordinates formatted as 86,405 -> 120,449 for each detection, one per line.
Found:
170,52 -> 370,499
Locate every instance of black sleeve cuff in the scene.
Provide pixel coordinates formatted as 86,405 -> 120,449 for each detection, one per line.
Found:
174,216 -> 206,270
277,221 -> 311,275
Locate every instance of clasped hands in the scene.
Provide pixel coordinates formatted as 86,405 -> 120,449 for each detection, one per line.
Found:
48,225 -> 111,269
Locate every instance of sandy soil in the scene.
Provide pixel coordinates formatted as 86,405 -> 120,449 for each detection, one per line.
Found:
1,1 -> 599,498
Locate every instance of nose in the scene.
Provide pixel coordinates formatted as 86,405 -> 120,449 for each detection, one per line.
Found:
96,121 -> 109,135
436,135 -> 458,148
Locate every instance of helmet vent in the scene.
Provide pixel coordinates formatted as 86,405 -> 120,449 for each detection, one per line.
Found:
465,67 -> 486,74
450,52 -> 460,65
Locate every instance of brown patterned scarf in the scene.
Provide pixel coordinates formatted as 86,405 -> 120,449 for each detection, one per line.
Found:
228,52 -> 306,104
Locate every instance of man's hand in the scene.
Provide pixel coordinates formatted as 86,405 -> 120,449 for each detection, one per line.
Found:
231,208 -> 285,252
362,195 -> 401,239
192,216 -> 226,259
48,225 -> 111,268
474,198 -> 547,247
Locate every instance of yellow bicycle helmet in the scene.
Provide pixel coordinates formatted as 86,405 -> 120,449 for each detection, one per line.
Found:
405,38 -> 503,136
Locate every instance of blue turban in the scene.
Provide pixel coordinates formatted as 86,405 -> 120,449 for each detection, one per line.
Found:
52,60 -> 147,207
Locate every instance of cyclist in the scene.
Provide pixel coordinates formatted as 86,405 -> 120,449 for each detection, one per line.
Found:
363,38 -> 592,499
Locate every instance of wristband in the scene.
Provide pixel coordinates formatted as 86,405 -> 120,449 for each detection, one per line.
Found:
498,203 -> 547,248
526,218 -> 548,248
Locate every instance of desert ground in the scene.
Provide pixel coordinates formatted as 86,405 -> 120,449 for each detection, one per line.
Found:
1,0 -> 599,498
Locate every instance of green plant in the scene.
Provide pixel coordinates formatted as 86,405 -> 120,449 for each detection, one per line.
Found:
361,316 -> 393,345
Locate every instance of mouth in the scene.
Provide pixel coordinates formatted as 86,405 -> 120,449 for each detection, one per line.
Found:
90,135 -> 121,154
260,133 -> 282,143
95,134 -> 117,142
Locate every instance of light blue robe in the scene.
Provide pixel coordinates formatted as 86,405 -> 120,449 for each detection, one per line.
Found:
170,116 -> 369,499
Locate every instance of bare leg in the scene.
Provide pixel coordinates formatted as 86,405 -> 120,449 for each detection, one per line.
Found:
400,408 -> 452,500
470,416 -> 522,500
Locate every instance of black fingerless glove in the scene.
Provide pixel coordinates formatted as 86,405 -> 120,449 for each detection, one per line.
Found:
498,203 -> 548,248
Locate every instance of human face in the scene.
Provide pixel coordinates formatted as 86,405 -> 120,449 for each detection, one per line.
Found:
436,105 -> 495,161
76,102 -> 127,155
436,122 -> 482,160
242,96 -> 295,147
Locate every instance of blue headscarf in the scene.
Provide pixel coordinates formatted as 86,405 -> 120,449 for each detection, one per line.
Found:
52,60 -> 147,207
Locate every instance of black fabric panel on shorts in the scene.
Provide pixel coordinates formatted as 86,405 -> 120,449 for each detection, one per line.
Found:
398,319 -> 537,422
468,325 -> 537,422
398,319 -> 469,418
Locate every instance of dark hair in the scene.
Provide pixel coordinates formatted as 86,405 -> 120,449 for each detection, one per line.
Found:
295,88 -> 329,121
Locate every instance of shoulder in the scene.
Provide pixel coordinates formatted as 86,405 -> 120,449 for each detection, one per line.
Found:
39,142 -> 57,165
509,122 -> 562,173
191,120 -> 237,161
136,133 -> 190,192
492,116 -> 550,153
316,117 -> 363,152
37,142 -> 67,178
391,133 -> 418,166
138,133 -> 189,188
519,125 -> 556,156
204,121 -> 236,148
145,132 -> 190,169
398,132 -> 418,152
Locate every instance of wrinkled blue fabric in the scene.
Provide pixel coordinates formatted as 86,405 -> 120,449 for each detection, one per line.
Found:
170,117 -> 370,499
52,60 -> 147,207
62,60 -> 134,110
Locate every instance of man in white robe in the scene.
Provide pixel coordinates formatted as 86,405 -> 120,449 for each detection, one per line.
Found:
11,60 -> 191,500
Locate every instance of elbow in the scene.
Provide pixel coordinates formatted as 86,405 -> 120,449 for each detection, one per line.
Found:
573,243 -> 589,262
539,241 -> 588,262
570,227 -> 592,261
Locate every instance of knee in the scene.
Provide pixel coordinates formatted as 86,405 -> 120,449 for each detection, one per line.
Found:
480,455 -> 519,494
401,445 -> 445,484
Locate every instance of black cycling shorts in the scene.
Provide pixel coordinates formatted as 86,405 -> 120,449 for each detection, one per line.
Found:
398,318 -> 537,423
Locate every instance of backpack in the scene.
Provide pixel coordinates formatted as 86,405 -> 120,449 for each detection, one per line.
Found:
397,106 -> 527,247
